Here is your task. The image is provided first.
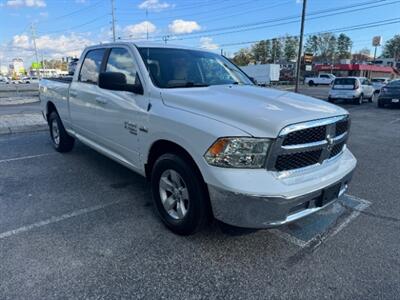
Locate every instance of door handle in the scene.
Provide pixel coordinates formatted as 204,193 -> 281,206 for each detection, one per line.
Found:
95,97 -> 107,104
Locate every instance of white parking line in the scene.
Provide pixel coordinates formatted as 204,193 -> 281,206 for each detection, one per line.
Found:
271,194 -> 371,248
0,200 -> 122,240
0,153 -> 55,163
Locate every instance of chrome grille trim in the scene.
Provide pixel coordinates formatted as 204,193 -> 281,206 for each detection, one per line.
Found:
266,115 -> 350,172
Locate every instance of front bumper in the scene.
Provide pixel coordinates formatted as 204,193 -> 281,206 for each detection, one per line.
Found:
209,169 -> 353,228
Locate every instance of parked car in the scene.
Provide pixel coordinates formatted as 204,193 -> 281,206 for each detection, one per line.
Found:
305,74 -> 335,86
328,77 -> 374,105
40,42 -> 356,235
371,77 -> 390,94
0,76 -> 9,84
377,79 -> 400,108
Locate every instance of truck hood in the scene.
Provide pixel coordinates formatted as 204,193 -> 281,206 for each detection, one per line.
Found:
160,85 -> 348,137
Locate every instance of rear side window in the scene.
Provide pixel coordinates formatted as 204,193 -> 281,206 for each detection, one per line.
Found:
320,74 -> 329,78
79,49 -> 105,84
105,48 -> 137,84
334,78 -> 356,85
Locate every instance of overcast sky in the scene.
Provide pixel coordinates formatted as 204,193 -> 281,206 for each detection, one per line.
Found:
0,0 -> 399,67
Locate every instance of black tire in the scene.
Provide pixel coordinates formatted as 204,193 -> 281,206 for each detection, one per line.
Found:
377,99 -> 384,108
328,97 -> 334,103
354,94 -> 363,105
308,81 -> 314,87
151,153 -> 210,235
48,111 -> 75,152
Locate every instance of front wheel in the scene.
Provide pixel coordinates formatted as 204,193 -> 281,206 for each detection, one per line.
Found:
377,99 -> 384,108
48,111 -> 75,152
151,153 -> 210,235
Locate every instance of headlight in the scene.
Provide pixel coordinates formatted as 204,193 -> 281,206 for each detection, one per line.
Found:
204,137 -> 270,168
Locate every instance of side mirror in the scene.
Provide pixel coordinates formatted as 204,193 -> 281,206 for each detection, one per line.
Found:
99,72 -> 144,95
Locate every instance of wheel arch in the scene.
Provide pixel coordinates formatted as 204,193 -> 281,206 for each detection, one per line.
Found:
46,101 -> 58,122
145,139 -> 205,183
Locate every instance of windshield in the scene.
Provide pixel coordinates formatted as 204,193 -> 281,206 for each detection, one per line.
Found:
334,78 -> 356,85
387,80 -> 400,87
138,47 -> 253,88
371,78 -> 386,83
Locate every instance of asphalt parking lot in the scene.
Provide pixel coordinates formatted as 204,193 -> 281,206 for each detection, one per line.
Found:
0,101 -> 399,299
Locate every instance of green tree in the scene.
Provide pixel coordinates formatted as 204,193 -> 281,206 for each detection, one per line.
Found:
232,48 -> 253,66
318,33 -> 337,61
283,35 -> 299,61
251,40 -> 271,64
337,33 -> 352,59
270,38 -> 283,63
382,34 -> 400,59
304,35 -> 319,55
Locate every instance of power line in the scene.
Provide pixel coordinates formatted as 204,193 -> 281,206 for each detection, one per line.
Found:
151,0 -> 399,42
37,0 -> 106,23
218,17 -> 400,48
37,14 -> 109,35
130,0 -> 394,41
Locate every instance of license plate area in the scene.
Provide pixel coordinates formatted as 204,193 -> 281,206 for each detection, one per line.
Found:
392,98 -> 399,103
316,183 -> 341,207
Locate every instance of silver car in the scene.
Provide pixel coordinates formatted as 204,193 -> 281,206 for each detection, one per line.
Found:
328,77 -> 375,105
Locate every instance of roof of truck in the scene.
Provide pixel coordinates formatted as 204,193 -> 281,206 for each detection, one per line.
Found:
88,41 -> 206,52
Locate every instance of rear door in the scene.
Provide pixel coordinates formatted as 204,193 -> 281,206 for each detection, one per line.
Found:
94,46 -> 149,168
69,48 -> 106,140
360,78 -> 374,97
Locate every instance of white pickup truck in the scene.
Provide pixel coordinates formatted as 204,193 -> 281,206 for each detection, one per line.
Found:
305,74 -> 336,86
40,42 -> 356,235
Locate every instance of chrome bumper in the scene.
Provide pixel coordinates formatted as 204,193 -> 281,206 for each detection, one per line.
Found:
208,170 -> 354,229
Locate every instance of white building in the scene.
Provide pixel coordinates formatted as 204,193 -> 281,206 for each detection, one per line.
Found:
9,58 -> 25,76
0,65 -> 8,76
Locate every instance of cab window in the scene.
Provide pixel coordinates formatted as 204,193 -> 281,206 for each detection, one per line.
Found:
79,49 -> 105,84
105,48 -> 137,85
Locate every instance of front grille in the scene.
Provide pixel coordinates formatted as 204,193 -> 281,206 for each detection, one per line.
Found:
267,116 -> 350,172
335,119 -> 349,136
282,125 -> 326,146
329,141 -> 345,158
275,149 -> 322,171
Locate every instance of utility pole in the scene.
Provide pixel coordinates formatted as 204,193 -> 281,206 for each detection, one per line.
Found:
30,22 -> 40,78
111,0 -> 116,42
295,0 -> 307,93
162,35 -> 169,44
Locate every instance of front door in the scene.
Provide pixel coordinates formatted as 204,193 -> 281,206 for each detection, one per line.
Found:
94,47 -> 149,168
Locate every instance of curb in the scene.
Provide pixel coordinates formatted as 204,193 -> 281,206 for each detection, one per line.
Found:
0,97 -> 40,106
0,124 -> 48,135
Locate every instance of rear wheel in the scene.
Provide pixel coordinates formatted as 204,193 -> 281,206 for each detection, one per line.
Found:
355,94 -> 363,105
328,97 -> 335,103
151,153 -> 210,235
308,81 -> 314,87
48,111 -> 75,152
